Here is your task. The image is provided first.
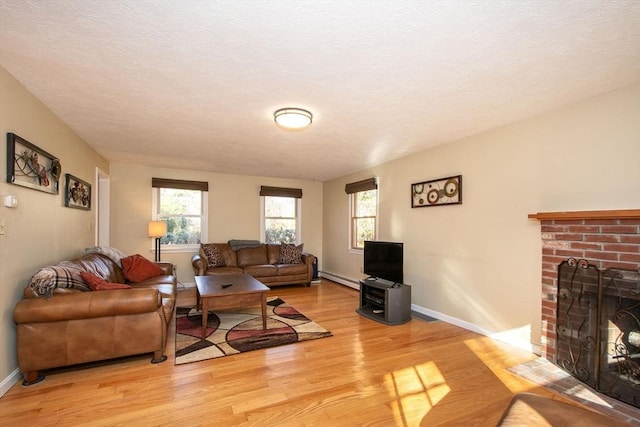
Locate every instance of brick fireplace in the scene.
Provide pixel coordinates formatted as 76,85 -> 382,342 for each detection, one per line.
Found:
529,209 -> 640,361
530,209 -> 640,407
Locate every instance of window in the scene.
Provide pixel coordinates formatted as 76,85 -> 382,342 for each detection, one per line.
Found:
345,178 -> 378,250
264,196 -> 299,243
260,186 -> 302,244
152,178 -> 208,250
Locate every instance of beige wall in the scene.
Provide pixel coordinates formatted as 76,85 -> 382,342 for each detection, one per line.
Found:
0,66 -> 323,391
0,66 -> 109,389
323,84 -> 640,351
109,163 -> 323,285
2,60 -> 638,391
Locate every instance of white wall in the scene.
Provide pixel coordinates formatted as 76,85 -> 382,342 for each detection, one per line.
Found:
109,163 -> 323,285
0,66 -> 109,392
323,84 -> 640,351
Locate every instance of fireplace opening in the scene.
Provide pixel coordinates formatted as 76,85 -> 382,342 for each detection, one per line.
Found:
557,258 -> 640,408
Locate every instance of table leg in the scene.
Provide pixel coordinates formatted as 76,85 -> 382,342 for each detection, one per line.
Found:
201,298 -> 208,341
261,293 -> 267,330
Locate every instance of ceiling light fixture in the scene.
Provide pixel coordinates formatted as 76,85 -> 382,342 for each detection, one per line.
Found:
274,108 -> 313,130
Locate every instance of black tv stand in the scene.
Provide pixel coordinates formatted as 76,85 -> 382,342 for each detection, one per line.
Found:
356,278 -> 411,325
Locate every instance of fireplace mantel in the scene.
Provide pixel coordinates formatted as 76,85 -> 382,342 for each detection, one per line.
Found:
528,209 -> 640,221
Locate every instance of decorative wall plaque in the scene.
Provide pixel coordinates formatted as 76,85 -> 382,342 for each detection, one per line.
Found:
411,175 -> 462,208
6,133 -> 61,194
64,174 -> 91,210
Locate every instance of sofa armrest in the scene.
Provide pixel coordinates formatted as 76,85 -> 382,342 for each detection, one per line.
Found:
301,253 -> 315,283
156,262 -> 174,275
191,253 -> 208,276
301,252 -> 315,266
14,289 -> 161,323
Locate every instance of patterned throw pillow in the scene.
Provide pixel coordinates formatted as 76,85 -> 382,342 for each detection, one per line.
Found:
280,243 -> 304,264
29,264 -> 90,298
201,244 -> 225,267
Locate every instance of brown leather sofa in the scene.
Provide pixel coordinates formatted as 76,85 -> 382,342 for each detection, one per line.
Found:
191,243 -> 315,287
13,252 -> 176,385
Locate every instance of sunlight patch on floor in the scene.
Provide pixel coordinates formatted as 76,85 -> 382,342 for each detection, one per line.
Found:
464,336 -> 538,394
566,383 -> 613,407
384,361 -> 450,426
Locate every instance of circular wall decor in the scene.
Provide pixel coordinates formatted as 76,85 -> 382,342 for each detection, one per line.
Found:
411,175 -> 462,208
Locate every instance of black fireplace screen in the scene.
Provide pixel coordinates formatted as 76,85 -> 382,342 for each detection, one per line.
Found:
557,258 -> 640,408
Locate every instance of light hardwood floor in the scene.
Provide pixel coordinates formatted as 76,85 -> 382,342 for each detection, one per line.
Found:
1,280 -> 573,426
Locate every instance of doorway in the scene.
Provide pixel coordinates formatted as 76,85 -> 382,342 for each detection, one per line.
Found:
95,167 -> 110,246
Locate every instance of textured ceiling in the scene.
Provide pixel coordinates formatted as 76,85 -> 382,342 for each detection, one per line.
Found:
1,0 -> 639,181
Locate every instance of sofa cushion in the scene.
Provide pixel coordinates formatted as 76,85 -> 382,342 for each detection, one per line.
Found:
121,254 -> 165,283
237,246 -> 269,266
80,272 -> 132,291
82,246 -> 127,268
201,243 -> 226,267
267,244 -> 281,264
205,266 -> 244,275
280,243 -> 304,264
69,253 -> 126,283
276,263 -> 308,275
243,264 -> 277,277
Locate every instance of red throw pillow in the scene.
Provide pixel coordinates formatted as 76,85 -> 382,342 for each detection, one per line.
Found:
120,254 -> 165,283
80,271 -> 131,291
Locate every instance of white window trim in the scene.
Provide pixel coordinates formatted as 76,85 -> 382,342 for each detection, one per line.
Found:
260,196 -> 302,244
151,188 -> 208,253
348,189 -> 379,253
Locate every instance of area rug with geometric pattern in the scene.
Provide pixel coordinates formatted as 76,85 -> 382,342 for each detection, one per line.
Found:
175,297 -> 332,365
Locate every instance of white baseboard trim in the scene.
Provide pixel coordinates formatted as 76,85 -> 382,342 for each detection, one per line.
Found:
411,304 -> 537,354
530,344 -> 542,356
319,271 -> 359,290
323,270 -> 537,354
0,368 -> 21,397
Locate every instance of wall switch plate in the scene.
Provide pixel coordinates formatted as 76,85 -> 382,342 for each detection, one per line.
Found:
3,195 -> 17,208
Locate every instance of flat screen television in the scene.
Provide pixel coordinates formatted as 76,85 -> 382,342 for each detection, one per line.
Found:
363,240 -> 403,284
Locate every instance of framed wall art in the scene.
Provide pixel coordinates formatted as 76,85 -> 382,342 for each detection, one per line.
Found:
411,175 -> 462,208
6,133 -> 61,194
64,174 -> 91,210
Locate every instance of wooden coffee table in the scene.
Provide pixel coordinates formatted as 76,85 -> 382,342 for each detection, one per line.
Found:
194,274 -> 270,341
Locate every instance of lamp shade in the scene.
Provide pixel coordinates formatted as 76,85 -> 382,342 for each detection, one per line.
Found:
274,108 -> 313,129
148,220 -> 167,238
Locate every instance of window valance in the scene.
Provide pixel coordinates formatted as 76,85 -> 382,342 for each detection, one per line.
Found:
260,186 -> 303,198
345,177 -> 377,194
152,178 -> 209,191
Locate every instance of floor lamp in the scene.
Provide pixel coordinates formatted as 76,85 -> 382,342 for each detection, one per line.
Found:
148,220 -> 167,262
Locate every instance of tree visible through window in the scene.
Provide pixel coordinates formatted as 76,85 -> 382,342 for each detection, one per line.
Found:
264,196 -> 297,244
156,188 -> 203,245
152,178 -> 208,249
351,189 -> 377,249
